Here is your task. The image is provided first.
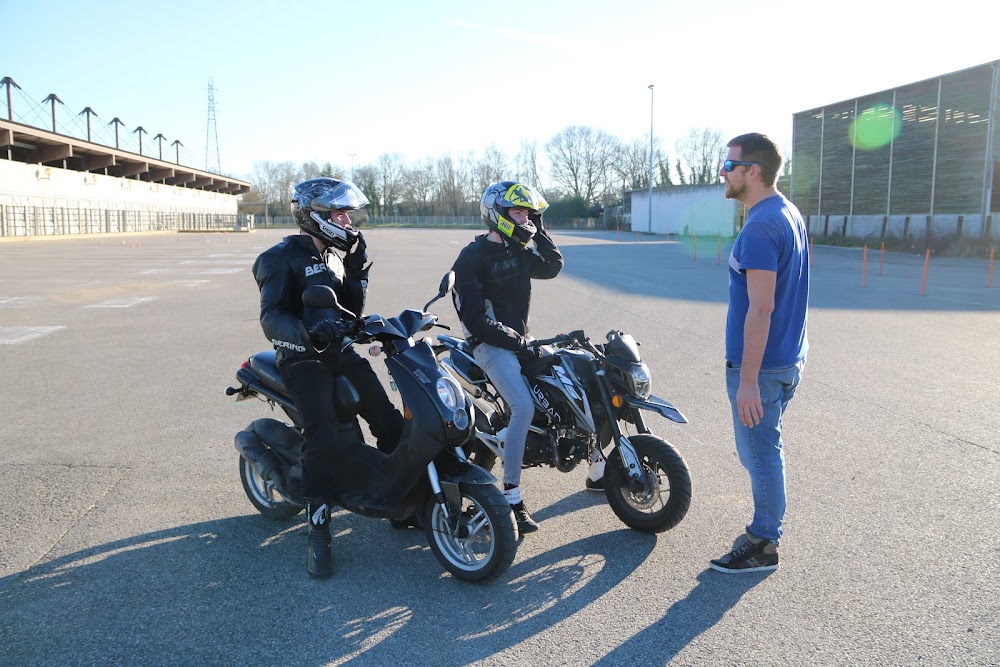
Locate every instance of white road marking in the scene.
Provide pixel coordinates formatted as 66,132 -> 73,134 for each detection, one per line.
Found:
0,326 -> 65,344
167,280 -> 210,287
138,268 -> 242,275
85,297 -> 156,308
0,297 -> 38,308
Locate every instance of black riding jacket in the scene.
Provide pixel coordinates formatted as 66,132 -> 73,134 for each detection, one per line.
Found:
252,234 -> 369,365
451,229 -> 563,351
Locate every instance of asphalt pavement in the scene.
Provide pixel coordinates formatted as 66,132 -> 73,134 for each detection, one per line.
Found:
1,228 -> 997,666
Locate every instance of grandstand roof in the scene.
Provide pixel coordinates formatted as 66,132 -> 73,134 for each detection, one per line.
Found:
0,119 -> 249,195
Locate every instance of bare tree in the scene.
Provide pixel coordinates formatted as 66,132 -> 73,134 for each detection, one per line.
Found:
612,135 -> 659,191
471,144 -> 510,196
353,164 -> 381,215
301,161 -> 323,180
248,160 -> 301,217
401,158 -> 436,215
375,153 -> 405,216
545,126 -> 617,205
675,127 -> 726,185
514,139 -> 544,193
435,155 -> 464,216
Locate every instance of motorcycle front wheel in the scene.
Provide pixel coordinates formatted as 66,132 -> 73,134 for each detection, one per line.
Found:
604,434 -> 692,533
239,456 -> 303,520
425,484 -> 517,582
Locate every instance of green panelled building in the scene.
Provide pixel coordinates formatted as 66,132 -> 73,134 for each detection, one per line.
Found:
791,60 -> 999,244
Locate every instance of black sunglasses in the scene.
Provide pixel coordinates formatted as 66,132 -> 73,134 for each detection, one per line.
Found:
723,159 -> 761,172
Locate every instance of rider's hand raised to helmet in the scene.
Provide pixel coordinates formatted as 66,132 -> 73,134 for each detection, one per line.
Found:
345,230 -> 367,270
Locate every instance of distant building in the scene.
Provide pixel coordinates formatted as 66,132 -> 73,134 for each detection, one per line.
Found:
1,116 -> 249,238
629,184 -> 740,237
791,60 -> 999,243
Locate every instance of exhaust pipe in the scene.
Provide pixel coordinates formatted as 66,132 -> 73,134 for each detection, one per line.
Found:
234,424 -> 281,482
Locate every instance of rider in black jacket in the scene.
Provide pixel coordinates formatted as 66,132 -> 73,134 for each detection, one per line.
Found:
251,177 -> 403,579
451,181 -> 563,534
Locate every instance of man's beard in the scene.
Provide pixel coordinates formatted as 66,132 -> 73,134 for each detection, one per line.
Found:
724,179 -> 745,201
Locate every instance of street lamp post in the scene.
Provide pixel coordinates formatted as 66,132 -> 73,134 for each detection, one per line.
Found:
648,84 -> 654,234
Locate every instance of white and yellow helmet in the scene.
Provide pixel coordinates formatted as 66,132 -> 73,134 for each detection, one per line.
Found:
480,181 -> 548,246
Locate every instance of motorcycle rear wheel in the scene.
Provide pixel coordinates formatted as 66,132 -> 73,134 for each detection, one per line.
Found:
239,456 -> 303,520
604,434 -> 691,533
425,484 -> 517,582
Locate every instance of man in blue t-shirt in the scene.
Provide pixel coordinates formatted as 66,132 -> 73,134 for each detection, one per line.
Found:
710,133 -> 810,574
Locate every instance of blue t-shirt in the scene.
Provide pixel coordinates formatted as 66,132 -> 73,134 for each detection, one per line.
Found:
725,193 -> 809,368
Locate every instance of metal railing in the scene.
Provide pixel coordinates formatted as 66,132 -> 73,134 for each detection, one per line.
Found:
0,204 -> 239,237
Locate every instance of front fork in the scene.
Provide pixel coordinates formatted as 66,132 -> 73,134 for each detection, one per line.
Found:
592,369 -> 645,482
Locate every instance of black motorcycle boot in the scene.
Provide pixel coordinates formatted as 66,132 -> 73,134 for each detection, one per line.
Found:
504,484 -> 539,534
306,499 -> 333,579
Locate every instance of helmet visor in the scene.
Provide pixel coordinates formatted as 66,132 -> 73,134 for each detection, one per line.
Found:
500,183 -> 547,213
308,181 -> 370,212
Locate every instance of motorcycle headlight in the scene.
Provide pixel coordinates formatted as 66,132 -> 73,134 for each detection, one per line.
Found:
436,376 -> 462,410
629,362 -> 652,399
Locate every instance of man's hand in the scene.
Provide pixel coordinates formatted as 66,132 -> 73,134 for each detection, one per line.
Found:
308,318 -> 348,352
345,230 -> 367,270
516,340 -> 539,363
736,378 -> 763,427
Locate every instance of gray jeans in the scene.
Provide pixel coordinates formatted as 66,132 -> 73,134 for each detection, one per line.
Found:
472,343 -> 534,488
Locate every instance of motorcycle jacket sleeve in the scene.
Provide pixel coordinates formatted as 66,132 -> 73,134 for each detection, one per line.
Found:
340,241 -> 369,319
527,228 -> 564,279
252,250 -> 314,358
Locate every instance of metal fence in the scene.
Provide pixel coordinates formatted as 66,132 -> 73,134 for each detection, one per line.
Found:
366,215 -> 480,227
0,205 -> 239,237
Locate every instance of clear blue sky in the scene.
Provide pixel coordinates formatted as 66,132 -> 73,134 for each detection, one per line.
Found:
1,0 -> 998,181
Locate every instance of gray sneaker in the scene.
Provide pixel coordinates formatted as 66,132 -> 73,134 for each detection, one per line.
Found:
710,532 -> 778,573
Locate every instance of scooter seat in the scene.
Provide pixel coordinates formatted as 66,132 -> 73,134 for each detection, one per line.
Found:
449,347 -> 486,383
248,350 -> 360,421
249,351 -> 286,394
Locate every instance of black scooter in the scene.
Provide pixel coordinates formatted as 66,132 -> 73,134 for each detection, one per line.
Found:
226,274 -> 518,582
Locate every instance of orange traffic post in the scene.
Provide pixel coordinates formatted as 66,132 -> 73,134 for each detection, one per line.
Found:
920,249 -> 930,296
809,237 -> 814,266
862,246 -> 868,287
616,225 -> 620,242
717,235 -> 722,265
879,242 -> 885,275
989,246 -> 995,288
693,235 -> 698,261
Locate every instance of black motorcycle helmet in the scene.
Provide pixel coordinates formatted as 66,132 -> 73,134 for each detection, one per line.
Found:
291,177 -> 369,251
480,181 -> 548,246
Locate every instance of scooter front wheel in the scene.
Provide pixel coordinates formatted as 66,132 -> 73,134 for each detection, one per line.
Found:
239,456 -> 303,520
425,484 -> 517,582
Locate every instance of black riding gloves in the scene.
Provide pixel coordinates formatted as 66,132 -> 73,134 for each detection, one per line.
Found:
308,318 -> 349,352
516,339 -> 539,363
344,230 -> 368,272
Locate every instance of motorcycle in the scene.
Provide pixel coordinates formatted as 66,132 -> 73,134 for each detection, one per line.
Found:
225,273 -> 518,582
434,300 -> 692,534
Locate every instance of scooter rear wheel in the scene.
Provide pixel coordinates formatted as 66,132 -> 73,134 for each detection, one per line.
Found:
239,456 -> 303,520
425,484 -> 517,582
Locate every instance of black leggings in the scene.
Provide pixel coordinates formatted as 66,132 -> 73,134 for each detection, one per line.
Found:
280,350 -> 404,497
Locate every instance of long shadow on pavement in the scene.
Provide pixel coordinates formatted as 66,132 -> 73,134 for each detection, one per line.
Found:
0,508 -> 657,665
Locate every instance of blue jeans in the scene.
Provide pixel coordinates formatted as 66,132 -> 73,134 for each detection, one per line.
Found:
473,343 -> 533,489
725,359 -> 804,544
